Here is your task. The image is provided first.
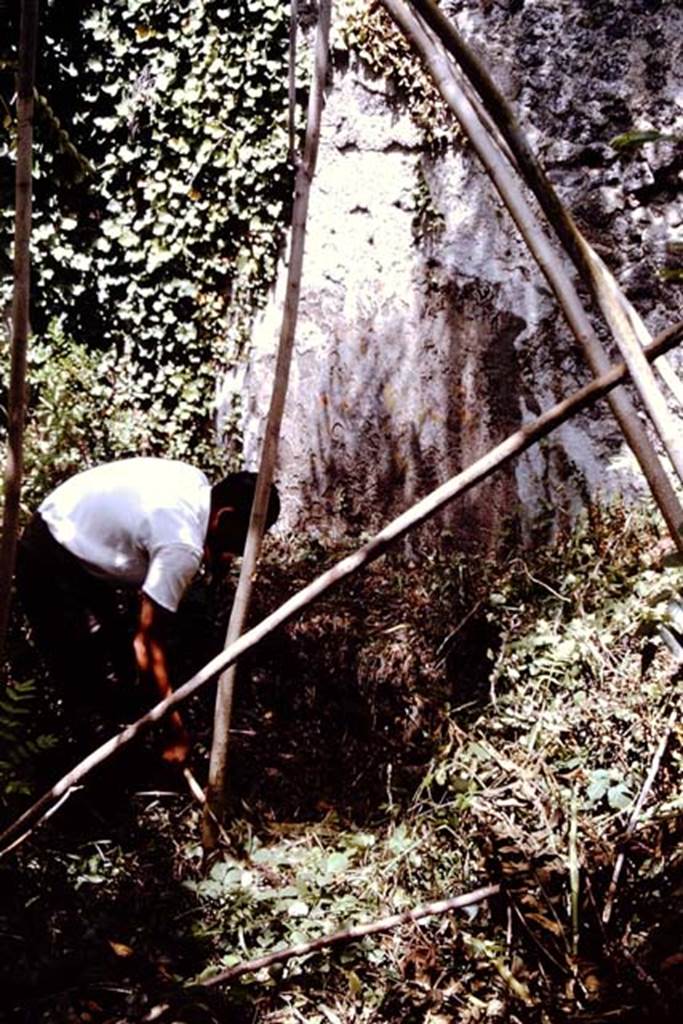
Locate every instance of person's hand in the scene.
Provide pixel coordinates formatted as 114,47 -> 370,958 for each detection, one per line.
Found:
162,713 -> 191,765
161,736 -> 190,765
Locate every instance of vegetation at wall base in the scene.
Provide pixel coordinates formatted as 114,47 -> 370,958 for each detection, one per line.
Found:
0,502 -> 681,1022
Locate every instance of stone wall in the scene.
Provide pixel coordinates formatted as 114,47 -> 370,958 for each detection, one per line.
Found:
222,0 -> 683,549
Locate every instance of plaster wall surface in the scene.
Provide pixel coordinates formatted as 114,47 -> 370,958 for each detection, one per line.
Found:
224,0 -> 683,548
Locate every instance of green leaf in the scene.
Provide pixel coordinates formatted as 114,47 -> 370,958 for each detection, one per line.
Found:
326,852 -> 350,875
610,129 -> 680,151
286,899 -> 310,918
607,783 -> 633,811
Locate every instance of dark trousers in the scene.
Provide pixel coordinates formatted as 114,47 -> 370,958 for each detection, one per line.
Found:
15,513 -> 142,737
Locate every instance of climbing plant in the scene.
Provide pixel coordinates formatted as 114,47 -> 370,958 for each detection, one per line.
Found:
335,0 -> 457,147
1,0 -> 293,475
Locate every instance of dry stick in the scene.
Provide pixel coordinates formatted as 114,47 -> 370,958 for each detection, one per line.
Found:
288,0 -> 298,162
0,0 -> 39,657
568,786 -> 580,960
183,767 -> 235,850
200,883 -> 501,987
202,0 -> 331,848
602,707 -> 677,925
402,0 -> 683,545
1,321 -> 681,857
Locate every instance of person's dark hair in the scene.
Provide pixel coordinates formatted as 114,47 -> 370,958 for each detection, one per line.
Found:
210,471 -> 280,540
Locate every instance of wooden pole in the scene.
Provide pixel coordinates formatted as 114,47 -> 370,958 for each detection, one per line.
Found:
0,0 -> 39,658
1,321 -> 681,857
288,0 -> 298,161
201,883 -> 501,987
202,0 -> 332,848
399,0 -> 683,545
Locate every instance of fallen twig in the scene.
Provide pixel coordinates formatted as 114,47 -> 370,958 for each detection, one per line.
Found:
200,883 -> 501,987
569,785 -> 580,958
183,766 -> 207,806
181,767 -> 236,855
204,0 -> 332,847
602,707 -> 677,924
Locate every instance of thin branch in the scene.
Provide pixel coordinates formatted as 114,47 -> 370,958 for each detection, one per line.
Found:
183,766 -> 207,805
0,784 -> 79,857
568,786 -> 580,958
182,767 -> 235,852
200,883 -> 501,987
0,0 -> 39,658
401,0 -> 683,544
0,322 -> 680,857
203,0 -> 332,848
288,0 -> 298,162
602,707 -> 677,925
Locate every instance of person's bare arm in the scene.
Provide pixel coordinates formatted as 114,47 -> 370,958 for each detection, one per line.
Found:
134,594 -> 190,764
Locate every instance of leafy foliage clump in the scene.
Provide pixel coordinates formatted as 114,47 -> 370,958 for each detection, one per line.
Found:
335,0 -> 459,148
3,504 -> 680,1022
1,0 -> 293,463
0,323 -> 227,521
0,677 -> 57,799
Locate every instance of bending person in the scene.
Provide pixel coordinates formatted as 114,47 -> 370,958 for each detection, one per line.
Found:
15,458 -> 280,764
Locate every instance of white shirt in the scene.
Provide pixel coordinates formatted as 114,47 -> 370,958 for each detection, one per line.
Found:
39,458 -> 211,612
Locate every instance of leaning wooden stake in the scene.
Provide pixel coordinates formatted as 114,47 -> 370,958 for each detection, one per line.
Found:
203,0 -> 332,849
1,321 -> 680,857
200,883 -> 501,987
602,706 -> 677,925
400,0 -> 683,545
288,0 -> 298,161
0,0 -> 39,658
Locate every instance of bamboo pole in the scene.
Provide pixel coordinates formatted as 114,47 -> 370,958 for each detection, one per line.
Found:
453,74 -> 683,417
0,0 -> 39,658
617,292 -> 683,408
1,320 -> 681,857
400,0 -> 683,540
601,706 -> 677,925
201,883 -> 501,987
202,0 -> 332,848
288,0 -> 298,161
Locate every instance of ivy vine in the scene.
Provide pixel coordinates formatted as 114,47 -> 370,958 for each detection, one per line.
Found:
1,0 -> 293,474
336,0 -> 458,148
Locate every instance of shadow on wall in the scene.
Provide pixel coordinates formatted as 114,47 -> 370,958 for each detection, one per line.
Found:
296,265 -> 527,556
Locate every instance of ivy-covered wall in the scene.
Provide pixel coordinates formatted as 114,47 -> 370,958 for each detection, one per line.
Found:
1,0 -> 293,509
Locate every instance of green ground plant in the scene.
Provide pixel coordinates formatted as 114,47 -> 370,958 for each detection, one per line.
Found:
0,502 -> 680,1022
